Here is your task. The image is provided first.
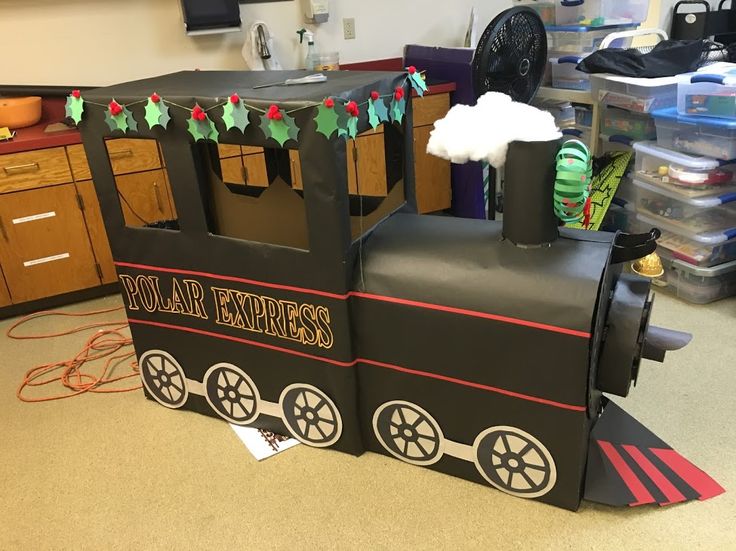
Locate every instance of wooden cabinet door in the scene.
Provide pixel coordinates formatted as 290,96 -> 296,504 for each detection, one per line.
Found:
115,169 -> 174,227
75,180 -> 117,284
0,266 -> 10,307
353,135 -> 387,197
0,184 -> 101,303
242,153 -> 269,188
289,150 -> 303,190
414,125 -> 451,213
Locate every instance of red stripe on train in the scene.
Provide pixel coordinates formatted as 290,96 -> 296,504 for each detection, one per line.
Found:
597,440 -> 656,506
622,445 -> 686,505
650,448 -> 725,501
115,261 -> 591,338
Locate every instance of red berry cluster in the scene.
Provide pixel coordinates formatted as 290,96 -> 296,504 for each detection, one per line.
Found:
394,87 -> 404,101
150,92 -> 161,104
229,93 -> 240,104
191,105 -> 207,121
345,101 -> 359,117
108,100 -> 123,116
370,90 -> 380,101
267,104 -> 282,121
407,65 -> 417,75
324,97 -> 335,108
71,89 -> 81,99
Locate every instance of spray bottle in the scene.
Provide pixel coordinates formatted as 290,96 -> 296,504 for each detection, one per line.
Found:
296,28 -> 318,70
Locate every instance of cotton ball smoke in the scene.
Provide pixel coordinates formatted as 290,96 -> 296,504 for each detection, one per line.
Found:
426,92 -> 562,169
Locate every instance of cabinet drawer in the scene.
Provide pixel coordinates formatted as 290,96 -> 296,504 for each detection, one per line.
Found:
67,144 -> 91,181
413,93 -> 450,127
241,145 -> 264,156
0,147 -> 73,193
105,138 -> 161,175
0,183 -> 101,303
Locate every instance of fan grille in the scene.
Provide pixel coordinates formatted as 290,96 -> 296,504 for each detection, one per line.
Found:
472,7 -> 547,103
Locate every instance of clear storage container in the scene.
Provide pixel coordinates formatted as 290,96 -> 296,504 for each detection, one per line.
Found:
632,141 -> 736,190
632,177 -> 736,240
550,55 -> 590,90
677,71 -> 736,118
546,24 -> 635,53
513,0 -> 557,25
554,0 -> 650,26
599,133 -> 634,153
592,75 -> 678,113
648,223 -> 736,267
575,105 -> 593,127
602,106 -> 656,140
651,252 -> 736,304
652,107 -> 736,160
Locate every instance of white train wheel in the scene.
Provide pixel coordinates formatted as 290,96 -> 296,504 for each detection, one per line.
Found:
279,384 -> 342,447
203,363 -> 260,425
139,349 -> 189,409
373,401 -> 444,466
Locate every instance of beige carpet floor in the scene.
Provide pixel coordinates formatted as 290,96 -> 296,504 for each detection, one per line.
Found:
0,291 -> 734,550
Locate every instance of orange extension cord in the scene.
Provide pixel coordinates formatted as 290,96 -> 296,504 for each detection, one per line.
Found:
9,306 -> 141,402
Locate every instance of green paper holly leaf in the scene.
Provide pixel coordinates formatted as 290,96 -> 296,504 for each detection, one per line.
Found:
222,100 -> 250,133
409,72 -> 428,96
144,98 -> 171,129
334,103 -> 350,138
346,116 -> 358,139
390,97 -> 406,124
373,97 -> 389,124
104,110 -> 117,132
314,103 -> 340,139
367,100 -> 380,130
187,117 -> 218,142
123,107 -> 137,133
65,95 -> 84,125
259,109 -> 299,146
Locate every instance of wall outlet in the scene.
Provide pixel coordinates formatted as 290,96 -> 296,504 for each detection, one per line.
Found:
343,18 -> 356,40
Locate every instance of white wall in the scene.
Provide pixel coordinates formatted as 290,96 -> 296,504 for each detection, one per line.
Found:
2,0 -> 510,86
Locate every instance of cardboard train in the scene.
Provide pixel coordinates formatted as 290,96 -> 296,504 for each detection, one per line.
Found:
78,71 -> 723,511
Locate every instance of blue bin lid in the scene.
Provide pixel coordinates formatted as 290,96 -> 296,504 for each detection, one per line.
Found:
651,107 -> 736,129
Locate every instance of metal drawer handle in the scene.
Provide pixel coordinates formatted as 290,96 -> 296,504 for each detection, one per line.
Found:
108,148 -> 134,159
3,162 -> 40,174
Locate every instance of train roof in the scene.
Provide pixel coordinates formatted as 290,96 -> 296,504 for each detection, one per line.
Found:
83,70 -> 406,109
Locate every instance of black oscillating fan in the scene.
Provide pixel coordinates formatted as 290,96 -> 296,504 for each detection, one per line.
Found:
472,7 -> 547,104
471,7 -> 548,216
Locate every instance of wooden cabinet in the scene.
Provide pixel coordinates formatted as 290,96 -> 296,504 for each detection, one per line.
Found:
0,183 -> 101,303
242,152 -> 269,188
0,266 -> 10,307
115,169 -> 176,227
0,147 -> 73,193
75,180 -> 117,284
414,125 -> 451,213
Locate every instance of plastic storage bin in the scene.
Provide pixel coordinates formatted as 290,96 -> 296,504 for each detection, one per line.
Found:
651,252 -> 736,303
647,223 -> 736,267
677,71 -> 736,118
592,75 -> 678,113
632,141 -> 736,189
652,107 -> 736,160
602,107 -> 656,140
513,0 -> 557,24
632,177 -> 736,239
599,133 -> 634,153
554,0 -> 650,26
546,24 -> 634,53
550,56 -> 590,90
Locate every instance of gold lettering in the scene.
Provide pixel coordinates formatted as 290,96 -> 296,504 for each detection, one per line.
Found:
315,306 -> 334,349
299,304 -> 318,345
183,279 -> 207,319
118,274 -> 140,311
137,276 -> 159,313
211,287 -> 234,325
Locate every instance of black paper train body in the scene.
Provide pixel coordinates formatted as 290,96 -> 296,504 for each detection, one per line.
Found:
78,71 -> 722,511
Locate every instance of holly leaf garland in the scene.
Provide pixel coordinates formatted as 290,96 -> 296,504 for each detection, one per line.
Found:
314,102 -> 340,139
373,97 -> 390,125
367,100 -> 380,130
390,97 -> 406,124
222,99 -> 250,133
144,97 -> 171,129
123,106 -> 138,133
335,102 -> 351,138
187,117 -> 218,142
65,93 -> 84,125
346,116 -> 358,139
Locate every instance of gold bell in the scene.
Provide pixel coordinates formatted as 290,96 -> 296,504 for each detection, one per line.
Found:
632,252 -> 664,278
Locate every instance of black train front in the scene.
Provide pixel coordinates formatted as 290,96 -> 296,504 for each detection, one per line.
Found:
77,70 -> 721,511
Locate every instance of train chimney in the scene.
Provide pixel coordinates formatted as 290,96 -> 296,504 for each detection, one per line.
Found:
503,139 -> 560,247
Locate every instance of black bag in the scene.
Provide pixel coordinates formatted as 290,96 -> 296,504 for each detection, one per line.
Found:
576,40 -> 707,78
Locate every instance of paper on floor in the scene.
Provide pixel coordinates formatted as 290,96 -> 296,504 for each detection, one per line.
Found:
230,424 -> 300,461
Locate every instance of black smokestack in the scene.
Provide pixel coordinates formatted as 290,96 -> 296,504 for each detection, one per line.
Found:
503,139 -> 560,247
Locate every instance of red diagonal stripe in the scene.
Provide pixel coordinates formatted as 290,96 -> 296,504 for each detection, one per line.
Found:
598,440 -> 655,506
622,445 -> 686,505
650,448 -> 725,501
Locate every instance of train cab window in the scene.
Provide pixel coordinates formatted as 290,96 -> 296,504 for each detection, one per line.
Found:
103,137 -> 180,231
346,122 -> 405,240
205,141 -> 310,251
